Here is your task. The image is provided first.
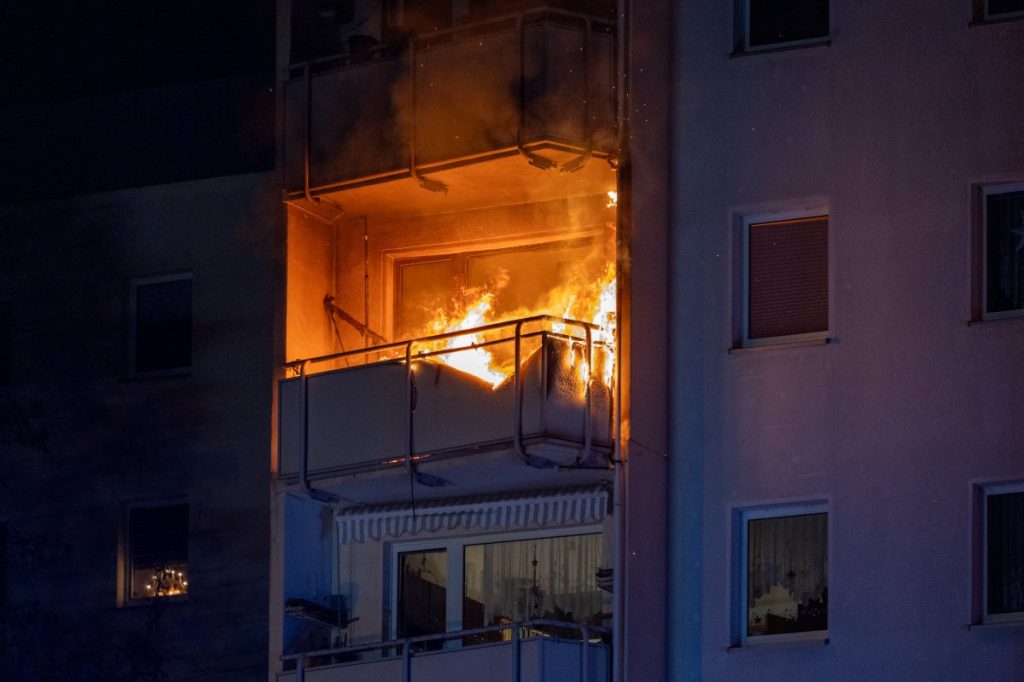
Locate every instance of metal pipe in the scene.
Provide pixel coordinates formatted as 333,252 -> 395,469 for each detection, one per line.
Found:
407,39 -> 448,195
582,325 -> 593,463
402,640 -> 412,682
581,625 -> 589,682
511,625 -> 521,682
516,15 -> 557,171
404,341 -> 416,508
295,654 -> 305,682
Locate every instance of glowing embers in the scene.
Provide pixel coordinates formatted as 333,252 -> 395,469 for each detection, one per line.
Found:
415,263 -> 617,390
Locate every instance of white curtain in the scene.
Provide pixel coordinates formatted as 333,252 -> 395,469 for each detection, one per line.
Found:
748,513 -> 828,607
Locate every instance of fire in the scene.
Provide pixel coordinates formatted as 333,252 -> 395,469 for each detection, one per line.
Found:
419,262 -> 617,390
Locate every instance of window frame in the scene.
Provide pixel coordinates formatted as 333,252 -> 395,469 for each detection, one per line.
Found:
737,0 -> 831,54
736,502 -> 830,647
979,182 -> 1024,322
386,524 -> 603,641
975,0 -> 1024,22
120,500 -> 190,607
128,271 -> 193,378
741,209 -> 830,348
980,481 -> 1024,624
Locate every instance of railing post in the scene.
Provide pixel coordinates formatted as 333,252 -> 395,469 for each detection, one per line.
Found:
402,640 -> 412,682
580,625 -> 589,682
295,654 -> 305,682
511,625 -> 521,682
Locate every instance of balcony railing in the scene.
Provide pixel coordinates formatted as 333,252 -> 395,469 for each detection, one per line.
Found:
279,619 -> 610,682
278,316 -> 614,487
283,7 -> 617,198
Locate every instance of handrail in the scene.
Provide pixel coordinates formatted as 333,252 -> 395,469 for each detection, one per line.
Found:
285,314 -> 600,370
282,618 -> 610,682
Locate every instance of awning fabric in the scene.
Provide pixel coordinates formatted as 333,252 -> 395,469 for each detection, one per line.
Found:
335,486 -> 608,544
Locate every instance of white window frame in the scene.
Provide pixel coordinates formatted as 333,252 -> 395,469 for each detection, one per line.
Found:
387,524 -> 602,641
984,0 -> 1024,21
981,482 -> 1024,624
128,272 -> 193,378
737,503 -> 830,646
742,0 -> 831,53
742,209 -> 830,348
981,182 -> 1024,321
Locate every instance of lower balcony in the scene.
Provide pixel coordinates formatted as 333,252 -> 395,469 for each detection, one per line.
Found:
278,620 -> 610,682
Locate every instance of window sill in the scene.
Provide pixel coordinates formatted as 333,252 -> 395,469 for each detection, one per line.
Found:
970,13 -> 1024,27
728,636 -> 829,652
122,594 -> 189,608
730,336 -> 830,354
730,38 -> 831,59
969,620 -> 1024,631
967,312 -> 1024,326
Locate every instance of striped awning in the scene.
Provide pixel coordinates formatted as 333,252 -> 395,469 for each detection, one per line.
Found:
336,486 -> 609,544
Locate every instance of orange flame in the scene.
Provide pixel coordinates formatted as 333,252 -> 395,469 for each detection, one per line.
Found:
420,262 -> 616,390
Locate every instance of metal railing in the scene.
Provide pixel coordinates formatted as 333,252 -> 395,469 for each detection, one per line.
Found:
289,7 -> 616,200
282,618 -> 611,682
285,316 -> 609,496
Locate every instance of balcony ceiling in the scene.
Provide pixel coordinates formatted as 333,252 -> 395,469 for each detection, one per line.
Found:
299,145 -> 616,220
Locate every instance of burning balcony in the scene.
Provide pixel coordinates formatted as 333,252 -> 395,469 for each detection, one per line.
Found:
279,313 -> 614,503
283,6 -> 617,206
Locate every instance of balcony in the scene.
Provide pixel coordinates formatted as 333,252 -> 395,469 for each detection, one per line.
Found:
278,317 -> 614,504
282,8 -> 617,215
278,620 -> 610,682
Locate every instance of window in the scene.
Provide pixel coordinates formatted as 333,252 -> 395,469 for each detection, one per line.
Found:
738,505 -> 828,644
982,485 -> 1024,623
391,529 -> 607,642
979,183 -> 1024,320
742,212 -> 829,346
738,0 -> 830,52
0,300 -> 10,386
125,503 -> 189,602
129,273 -> 192,376
976,0 -> 1024,21
391,237 -> 606,340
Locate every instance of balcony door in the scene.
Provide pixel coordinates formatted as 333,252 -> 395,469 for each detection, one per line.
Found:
397,548 -> 448,644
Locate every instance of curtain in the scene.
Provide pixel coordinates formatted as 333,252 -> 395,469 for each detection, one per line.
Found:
748,513 -> 828,609
464,534 -> 605,628
987,190 -> 1024,313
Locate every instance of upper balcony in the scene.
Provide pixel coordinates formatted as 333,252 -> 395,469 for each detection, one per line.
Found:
282,5 -> 617,216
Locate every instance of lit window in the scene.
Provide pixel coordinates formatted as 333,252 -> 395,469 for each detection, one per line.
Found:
740,0 -> 829,51
392,531 -> 607,643
130,273 -> 192,375
743,212 -> 829,346
980,183 -> 1024,319
126,503 -> 189,601
983,486 -> 1024,622
739,506 -> 828,643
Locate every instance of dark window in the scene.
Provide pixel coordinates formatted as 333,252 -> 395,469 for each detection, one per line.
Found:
984,186 -> 1024,317
132,275 -> 192,374
744,511 -> 828,640
0,301 -> 9,386
987,0 -> 1024,18
397,549 -> 446,648
746,215 -> 828,343
986,491 -> 1024,618
746,0 -> 829,49
127,504 -> 189,601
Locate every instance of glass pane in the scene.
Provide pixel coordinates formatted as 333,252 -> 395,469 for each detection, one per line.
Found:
128,504 -> 189,600
397,259 -> 455,339
748,0 -> 829,48
135,278 -> 192,372
463,534 -> 606,641
987,492 -> 1024,615
988,0 -> 1024,16
747,513 -> 828,637
398,549 -> 448,642
985,190 -> 1024,314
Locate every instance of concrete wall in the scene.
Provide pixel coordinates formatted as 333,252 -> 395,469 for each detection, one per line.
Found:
0,171 -> 280,680
670,1 -> 1024,679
